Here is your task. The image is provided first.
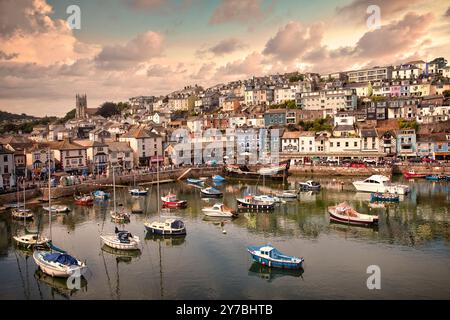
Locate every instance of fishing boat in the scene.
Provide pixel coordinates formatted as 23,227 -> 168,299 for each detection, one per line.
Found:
202,203 -> 237,218
237,196 -> 275,211
92,190 -> 110,200
298,180 -> 321,191
14,234 -> 50,249
328,202 -> 378,226
445,175 -> 450,182
110,165 -> 131,222
161,193 -> 188,209
370,192 -> 399,202
33,148 -> 87,278
100,227 -> 140,251
403,170 -> 427,179
186,178 -> 205,186
352,175 -> 410,195
200,187 -> 223,198
212,175 -> 226,182
43,205 -> 70,213
74,194 -> 94,206
247,245 -> 304,269
129,188 -> 148,196
144,218 -> 187,235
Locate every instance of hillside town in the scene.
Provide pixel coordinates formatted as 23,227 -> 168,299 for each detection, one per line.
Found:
0,58 -> 449,191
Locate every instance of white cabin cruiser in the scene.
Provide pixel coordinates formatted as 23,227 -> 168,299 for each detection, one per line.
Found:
202,203 -> 237,218
352,175 -> 409,195
100,227 -> 140,250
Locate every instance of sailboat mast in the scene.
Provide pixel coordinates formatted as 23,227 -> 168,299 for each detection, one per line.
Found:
113,165 -> 117,213
157,160 -> 160,216
23,177 -> 26,210
48,148 -> 52,241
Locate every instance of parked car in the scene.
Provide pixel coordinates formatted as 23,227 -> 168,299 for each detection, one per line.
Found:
409,157 -> 422,163
350,162 -> 367,168
421,157 -> 436,163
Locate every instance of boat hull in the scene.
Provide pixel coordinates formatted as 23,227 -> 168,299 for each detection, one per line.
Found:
237,199 -> 275,211
144,225 -> 186,236
249,253 -> 303,269
161,200 -> 188,209
403,172 -> 427,179
33,251 -> 87,278
200,191 -> 223,198
328,210 -> 378,227
370,193 -> 399,202
100,235 -> 140,251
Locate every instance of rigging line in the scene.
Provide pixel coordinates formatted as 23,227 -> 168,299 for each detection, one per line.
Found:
13,250 -> 28,300
100,248 -> 115,300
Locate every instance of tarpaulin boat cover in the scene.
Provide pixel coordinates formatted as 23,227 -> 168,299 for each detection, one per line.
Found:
170,220 -> 185,229
43,253 -> 78,266
117,232 -> 131,243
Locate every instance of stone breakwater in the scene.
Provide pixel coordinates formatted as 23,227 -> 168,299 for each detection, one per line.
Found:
393,164 -> 450,175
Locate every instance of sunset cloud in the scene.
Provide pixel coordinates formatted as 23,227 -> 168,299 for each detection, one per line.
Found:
209,0 -> 274,25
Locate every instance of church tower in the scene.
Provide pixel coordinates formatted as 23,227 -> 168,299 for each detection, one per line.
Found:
76,94 -> 87,119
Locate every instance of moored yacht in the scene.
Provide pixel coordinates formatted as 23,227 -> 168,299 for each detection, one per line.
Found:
352,175 -> 409,195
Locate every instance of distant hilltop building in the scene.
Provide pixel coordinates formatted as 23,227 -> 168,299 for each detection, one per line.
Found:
75,94 -> 99,119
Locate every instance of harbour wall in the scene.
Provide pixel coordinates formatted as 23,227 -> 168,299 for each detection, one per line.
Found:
393,164 -> 450,175
0,188 -> 41,206
289,165 -> 392,177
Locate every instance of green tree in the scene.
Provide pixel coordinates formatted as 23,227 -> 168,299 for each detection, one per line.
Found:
443,90 -> 450,98
398,119 -> 418,131
96,102 -> 120,118
429,57 -> 447,69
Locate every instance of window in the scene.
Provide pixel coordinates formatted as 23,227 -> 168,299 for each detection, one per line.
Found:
354,142 -> 358,147
330,142 -> 334,147
78,150 -> 82,156
337,142 -> 341,147
345,142 -> 349,147
79,158 -> 82,164
3,155 -> 7,162
4,165 -> 8,174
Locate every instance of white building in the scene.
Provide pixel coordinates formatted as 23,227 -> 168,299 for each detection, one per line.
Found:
119,125 -> 163,167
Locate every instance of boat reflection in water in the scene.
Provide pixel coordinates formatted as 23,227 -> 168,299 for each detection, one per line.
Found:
144,233 -> 186,247
248,262 -> 304,283
34,269 -> 88,298
101,244 -> 142,262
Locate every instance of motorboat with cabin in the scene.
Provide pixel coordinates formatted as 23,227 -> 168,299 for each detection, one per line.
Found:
202,203 -> 237,218
237,195 -> 275,211
74,194 -> 94,205
298,180 -> 321,191
161,193 -> 188,209
200,187 -> 223,198
247,245 -> 304,269
352,175 -> 409,195
144,218 -> 186,235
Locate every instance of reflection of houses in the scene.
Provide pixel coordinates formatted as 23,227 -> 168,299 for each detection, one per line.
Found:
48,139 -> 88,174
76,140 -> 109,174
107,141 -> 134,170
25,143 -> 55,177
0,144 -> 15,190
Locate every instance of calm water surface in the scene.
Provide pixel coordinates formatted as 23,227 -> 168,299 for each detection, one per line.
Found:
0,176 -> 449,300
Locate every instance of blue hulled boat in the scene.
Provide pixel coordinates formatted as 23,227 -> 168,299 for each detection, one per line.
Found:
425,175 -> 440,181
212,175 -> 226,182
92,190 -> 110,200
370,192 -> 399,202
247,245 -> 304,269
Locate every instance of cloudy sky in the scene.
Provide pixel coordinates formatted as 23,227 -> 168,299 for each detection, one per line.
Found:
0,0 -> 449,116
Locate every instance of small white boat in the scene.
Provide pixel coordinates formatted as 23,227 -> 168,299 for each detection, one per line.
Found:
13,234 -> 50,248
352,175 -> 410,195
100,228 -> 140,250
299,180 -> 321,190
110,209 -> 130,222
43,205 -> 70,213
202,203 -> 237,218
253,194 -> 281,203
129,188 -> 148,196
33,250 -> 87,278
274,190 -> 299,199
11,208 -> 34,220
328,202 -> 378,226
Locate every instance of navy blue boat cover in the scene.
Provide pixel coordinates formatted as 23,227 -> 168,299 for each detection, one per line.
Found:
43,253 -> 78,266
171,220 -> 185,229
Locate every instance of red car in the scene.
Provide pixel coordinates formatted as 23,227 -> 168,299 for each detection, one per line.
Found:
350,162 -> 367,168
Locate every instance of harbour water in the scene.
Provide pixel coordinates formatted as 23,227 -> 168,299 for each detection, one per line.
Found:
0,176 -> 449,299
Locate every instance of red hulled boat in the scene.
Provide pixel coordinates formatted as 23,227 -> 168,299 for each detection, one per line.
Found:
328,202 -> 378,227
161,193 -> 188,209
403,170 -> 427,179
74,194 -> 94,206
